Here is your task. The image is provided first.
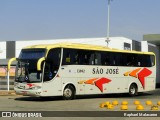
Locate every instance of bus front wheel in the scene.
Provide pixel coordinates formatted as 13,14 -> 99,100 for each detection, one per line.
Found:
63,85 -> 75,100
129,83 -> 138,97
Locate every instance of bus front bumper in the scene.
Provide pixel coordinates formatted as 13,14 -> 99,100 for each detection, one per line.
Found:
14,88 -> 42,96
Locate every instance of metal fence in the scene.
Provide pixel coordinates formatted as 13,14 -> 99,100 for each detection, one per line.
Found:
0,79 -> 14,90
0,65 -> 16,91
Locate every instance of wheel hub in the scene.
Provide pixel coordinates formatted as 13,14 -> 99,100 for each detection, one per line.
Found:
130,87 -> 135,94
64,88 -> 72,97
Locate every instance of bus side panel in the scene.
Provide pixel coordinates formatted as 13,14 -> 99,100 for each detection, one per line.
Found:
41,77 -> 62,96
127,77 -> 144,92
76,77 -> 129,95
43,65 -> 156,97
77,78 -> 85,95
103,77 -> 129,94
145,77 -> 156,91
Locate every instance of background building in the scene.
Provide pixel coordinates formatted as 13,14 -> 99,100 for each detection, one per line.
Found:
143,34 -> 160,88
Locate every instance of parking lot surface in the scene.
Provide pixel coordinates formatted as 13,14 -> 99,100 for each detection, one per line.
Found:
0,89 -> 160,120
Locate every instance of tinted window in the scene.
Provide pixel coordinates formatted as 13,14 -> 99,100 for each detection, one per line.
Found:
19,49 -> 46,59
47,48 -> 61,66
150,55 -> 155,66
137,54 -> 155,67
62,49 -> 100,65
122,53 -> 139,66
62,48 -> 155,67
121,53 -> 155,67
43,48 -> 61,82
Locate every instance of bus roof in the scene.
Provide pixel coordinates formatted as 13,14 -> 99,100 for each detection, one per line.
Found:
23,42 -> 155,55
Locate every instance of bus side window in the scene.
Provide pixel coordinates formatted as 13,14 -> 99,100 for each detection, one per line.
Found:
95,52 -> 101,65
63,49 -> 72,65
126,54 -> 132,66
63,48 -> 85,65
74,50 -> 83,65
127,54 -> 136,66
74,52 -> 79,64
89,53 -> 94,65
110,53 -> 115,66
137,55 -> 144,67
151,55 -> 155,66
141,55 -> 153,67
80,50 -> 91,65
121,53 -> 127,66
66,53 -> 71,63
101,52 -> 110,65
110,52 -> 120,66
116,53 -> 121,66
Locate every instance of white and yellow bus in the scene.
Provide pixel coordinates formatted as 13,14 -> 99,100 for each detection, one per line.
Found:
8,43 -> 156,100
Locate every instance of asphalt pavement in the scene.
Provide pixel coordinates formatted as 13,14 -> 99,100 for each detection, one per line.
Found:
0,89 -> 159,120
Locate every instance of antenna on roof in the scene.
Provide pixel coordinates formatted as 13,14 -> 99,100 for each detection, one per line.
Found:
105,0 -> 112,47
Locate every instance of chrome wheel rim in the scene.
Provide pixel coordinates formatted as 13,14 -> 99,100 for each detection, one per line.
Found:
130,87 -> 136,95
64,88 -> 72,98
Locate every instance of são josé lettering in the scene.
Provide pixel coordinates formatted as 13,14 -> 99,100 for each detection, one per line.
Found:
92,67 -> 119,74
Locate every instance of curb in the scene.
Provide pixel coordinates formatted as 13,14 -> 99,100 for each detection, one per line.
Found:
0,91 -> 16,96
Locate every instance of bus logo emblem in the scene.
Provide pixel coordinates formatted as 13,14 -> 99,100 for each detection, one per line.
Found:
78,77 -> 111,92
124,68 -> 152,89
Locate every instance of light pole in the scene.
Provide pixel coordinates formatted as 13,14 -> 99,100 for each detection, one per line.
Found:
105,0 -> 112,47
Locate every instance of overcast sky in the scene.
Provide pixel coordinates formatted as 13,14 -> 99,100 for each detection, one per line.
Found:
0,0 -> 160,41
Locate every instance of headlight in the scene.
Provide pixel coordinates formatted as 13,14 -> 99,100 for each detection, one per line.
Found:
30,86 -> 41,90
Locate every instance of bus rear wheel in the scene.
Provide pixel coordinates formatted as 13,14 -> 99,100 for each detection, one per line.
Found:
129,83 -> 138,97
63,85 -> 75,100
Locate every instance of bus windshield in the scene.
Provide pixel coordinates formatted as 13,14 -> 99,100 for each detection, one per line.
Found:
15,49 -> 46,83
19,49 -> 46,59
15,60 -> 42,83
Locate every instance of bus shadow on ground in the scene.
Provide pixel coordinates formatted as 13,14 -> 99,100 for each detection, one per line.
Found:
14,92 -> 153,102
14,96 -> 63,102
75,92 -> 153,100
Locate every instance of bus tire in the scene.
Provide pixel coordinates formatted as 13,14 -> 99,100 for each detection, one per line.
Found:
129,83 -> 138,97
63,85 -> 75,100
